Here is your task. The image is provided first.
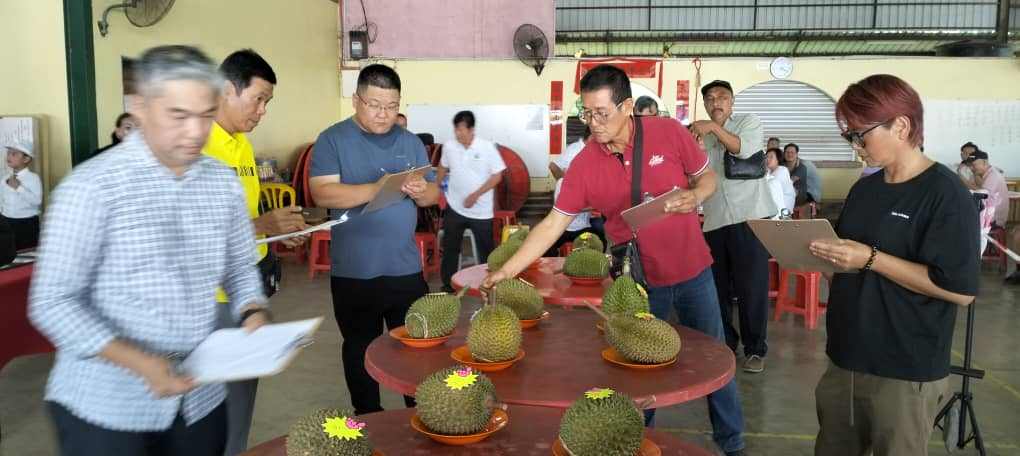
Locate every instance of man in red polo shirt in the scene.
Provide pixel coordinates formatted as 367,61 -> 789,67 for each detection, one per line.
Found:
481,65 -> 747,456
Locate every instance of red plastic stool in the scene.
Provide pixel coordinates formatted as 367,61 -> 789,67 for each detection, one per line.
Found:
767,258 -> 779,300
774,269 -> 827,330
415,232 -> 440,279
493,210 -> 518,245
307,230 -> 331,279
558,242 -> 574,257
982,226 -> 1007,271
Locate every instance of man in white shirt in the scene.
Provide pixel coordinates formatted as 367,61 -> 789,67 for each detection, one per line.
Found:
2,142 -> 42,250
546,127 -> 604,255
436,110 -> 506,292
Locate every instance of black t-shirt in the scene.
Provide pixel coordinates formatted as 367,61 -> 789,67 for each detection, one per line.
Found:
827,163 -> 980,382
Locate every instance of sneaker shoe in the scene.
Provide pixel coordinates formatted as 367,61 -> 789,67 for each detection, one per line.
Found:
1005,272 -> 1020,285
742,355 -> 764,373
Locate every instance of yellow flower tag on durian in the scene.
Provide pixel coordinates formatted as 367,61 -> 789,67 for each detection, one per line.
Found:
322,416 -> 366,441
634,312 -> 655,320
585,387 -> 615,400
445,367 -> 479,390
579,232 -> 592,240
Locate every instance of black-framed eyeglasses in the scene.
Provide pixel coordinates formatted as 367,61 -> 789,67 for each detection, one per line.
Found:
579,101 -> 626,125
840,119 -> 891,148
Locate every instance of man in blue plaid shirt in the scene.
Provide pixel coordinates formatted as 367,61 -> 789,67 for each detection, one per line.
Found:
29,45 -> 269,456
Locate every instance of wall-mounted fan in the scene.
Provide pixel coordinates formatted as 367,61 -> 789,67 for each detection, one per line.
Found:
98,0 -> 176,37
513,24 -> 549,76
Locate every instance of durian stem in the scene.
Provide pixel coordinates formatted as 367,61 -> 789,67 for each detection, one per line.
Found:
584,300 -> 609,321
407,312 -> 429,338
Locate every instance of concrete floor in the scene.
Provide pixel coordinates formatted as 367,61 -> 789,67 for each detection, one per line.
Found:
2,263 -> 1018,456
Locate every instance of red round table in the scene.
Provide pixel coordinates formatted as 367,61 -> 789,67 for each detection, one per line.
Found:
365,305 -> 735,410
451,257 -> 611,307
241,405 -> 713,456
0,263 -> 53,372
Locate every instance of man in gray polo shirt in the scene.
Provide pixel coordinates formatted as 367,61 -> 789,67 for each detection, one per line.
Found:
308,64 -> 439,414
690,80 -> 778,374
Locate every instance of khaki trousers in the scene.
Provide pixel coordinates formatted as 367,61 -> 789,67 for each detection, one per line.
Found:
815,362 -> 949,456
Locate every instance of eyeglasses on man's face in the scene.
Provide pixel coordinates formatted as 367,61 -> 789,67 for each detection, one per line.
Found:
579,101 -> 626,125
355,94 -> 400,115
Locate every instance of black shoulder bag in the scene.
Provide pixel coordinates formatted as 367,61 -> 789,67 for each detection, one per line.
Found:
608,117 -> 649,288
723,149 -> 767,180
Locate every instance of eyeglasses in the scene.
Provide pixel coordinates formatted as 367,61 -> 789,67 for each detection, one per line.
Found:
840,119 -> 892,148
579,101 -> 625,125
355,94 -> 400,114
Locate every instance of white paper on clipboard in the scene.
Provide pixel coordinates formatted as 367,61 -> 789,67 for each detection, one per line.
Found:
747,219 -> 852,274
620,188 -> 684,232
256,213 -> 349,245
362,165 -> 433,214
178,317 -> 323,383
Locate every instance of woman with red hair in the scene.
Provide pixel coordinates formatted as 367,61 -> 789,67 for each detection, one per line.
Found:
808,74 -> 980,455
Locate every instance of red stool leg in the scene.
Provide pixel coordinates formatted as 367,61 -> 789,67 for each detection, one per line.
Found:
774,269 -> 792,321
805,272 -> 821,330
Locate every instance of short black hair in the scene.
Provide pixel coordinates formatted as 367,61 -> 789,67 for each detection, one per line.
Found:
579,65 -> 631,105
767,137 -> 780,143
397,113 -> 407,120
219,49 -> 276,93
634,96 -> 658,114
115,112 -> 133,127
766,147 -> 786,166
453,110 -> 475,129
784,143 -> 800,153
357,64 -> 401,94
961,141 -> 978,151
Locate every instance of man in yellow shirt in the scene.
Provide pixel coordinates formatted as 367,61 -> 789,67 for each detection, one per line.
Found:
204,49 -> 307,456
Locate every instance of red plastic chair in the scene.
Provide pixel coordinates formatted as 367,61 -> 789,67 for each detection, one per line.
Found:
415,232 -> 440,279
773,269 -> 827,330
307,231 -> 331,279
982,226 -> 1008,271
558,242 -> 574,257
793,202 -> 817,219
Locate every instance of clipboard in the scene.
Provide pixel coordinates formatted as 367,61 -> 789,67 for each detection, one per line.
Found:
362,165 -> 433,214
179,317 -> 323,383
620,187 -> 684,232
747,219 -> 853,274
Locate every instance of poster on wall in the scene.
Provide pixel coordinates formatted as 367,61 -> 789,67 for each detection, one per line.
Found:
675,80 -> 690,125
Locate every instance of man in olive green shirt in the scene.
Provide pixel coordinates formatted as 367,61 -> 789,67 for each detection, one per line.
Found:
690,80 -> 777,374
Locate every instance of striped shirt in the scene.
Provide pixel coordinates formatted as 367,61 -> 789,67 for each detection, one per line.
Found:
29,132 -> 266,432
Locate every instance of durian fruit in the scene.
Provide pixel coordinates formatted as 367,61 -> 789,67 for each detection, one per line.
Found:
415,365 -> 497,435
487,239 -> 522,271
558,388 -> 644,456
605,312 -> 681,364
563,247 -> 610,279
602,257 -> 650,316
405,288 -> 467,338
491,278 -> 544,320
467,303 -> 523,362
572,232 -> 604,252
286,408 -> 373,456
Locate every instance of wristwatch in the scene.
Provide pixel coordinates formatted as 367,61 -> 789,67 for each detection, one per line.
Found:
240,307 -> 272,325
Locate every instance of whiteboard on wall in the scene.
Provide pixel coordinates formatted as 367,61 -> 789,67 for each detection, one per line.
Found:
0,116 -> 41,179
406,104 -> 550,178
923,100 -> 1020,177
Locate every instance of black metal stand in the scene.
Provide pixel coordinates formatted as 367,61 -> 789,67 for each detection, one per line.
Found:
934,301 -> 986,455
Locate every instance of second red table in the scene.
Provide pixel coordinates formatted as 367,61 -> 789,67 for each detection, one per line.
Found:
452,257 -> 611,307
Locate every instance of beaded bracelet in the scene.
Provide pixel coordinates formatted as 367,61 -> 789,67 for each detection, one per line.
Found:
863,245 -> 879,271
